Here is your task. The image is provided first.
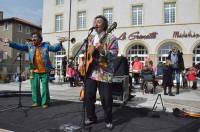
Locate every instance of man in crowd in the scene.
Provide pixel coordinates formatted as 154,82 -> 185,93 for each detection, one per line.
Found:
167,47 -> 184,94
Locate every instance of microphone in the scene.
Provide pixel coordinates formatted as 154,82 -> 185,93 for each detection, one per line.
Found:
89,26 -> 97,31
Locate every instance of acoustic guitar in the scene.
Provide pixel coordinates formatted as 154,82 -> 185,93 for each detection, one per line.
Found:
79,22 -> 117,76
173,107 -> 200,118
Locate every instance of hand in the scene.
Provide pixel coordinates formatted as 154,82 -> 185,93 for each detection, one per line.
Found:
95,43 -> 104,51
3,38 -> 10,46
96,43 -> 107,54
58,37 -> 66,43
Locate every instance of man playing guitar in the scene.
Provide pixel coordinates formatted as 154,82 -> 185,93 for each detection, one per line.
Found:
84,15 -> 118,129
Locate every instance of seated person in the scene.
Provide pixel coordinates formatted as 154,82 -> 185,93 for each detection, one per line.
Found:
141,65 -> 157,93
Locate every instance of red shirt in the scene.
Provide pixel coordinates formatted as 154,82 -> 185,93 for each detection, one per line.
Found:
132,60 -> 143,73
187,67 -> 197,81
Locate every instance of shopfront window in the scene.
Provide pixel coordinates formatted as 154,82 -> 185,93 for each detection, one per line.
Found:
158,43 -> 181,63
193,44 -> 200,64
55,48 -> 66,76
127,44 -> 148,64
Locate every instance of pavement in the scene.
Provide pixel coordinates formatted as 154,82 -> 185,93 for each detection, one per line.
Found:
0,80 -> 200,113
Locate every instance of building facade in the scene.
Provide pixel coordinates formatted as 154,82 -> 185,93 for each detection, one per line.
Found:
0,11 -> 41,82
42,0 -> 200,76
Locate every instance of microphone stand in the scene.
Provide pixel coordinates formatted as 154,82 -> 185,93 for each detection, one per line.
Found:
0,53 -> 30,114
65,29 -> 94,132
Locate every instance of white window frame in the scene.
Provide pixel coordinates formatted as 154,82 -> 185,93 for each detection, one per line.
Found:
193,44 -> 200,64
164,2 -> 176,24
103,8 -> 113,26
77,11 -> 86,29
55,14 -> 64,32
158,43 -> 180,63
132,5 -> 143,26
56,0 -> 64,5
55,48 -> 66,76
127,44 -> 148,66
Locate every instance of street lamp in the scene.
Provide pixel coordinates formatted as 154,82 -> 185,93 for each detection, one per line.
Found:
67,0 -> 72,60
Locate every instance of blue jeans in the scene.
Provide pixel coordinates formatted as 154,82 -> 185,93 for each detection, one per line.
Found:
173,69 -> 180,84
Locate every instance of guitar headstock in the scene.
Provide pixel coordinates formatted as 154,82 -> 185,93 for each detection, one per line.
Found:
106,22 -> 117,34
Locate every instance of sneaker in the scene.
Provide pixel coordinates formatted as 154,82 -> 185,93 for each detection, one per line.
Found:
42,105 -> 49,108
84,119 -> 96,126
105,123 -> 113,129
31,103 -> 40,107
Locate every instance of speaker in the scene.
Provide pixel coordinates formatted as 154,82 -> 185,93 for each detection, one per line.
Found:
112,75 -> 129,104
113,56 -> 129,76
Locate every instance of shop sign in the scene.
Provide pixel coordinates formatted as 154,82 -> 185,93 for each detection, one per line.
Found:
118,31 -> 158,40
173,31 -> 200,38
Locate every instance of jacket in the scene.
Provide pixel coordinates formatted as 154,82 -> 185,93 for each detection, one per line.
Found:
187,67 -> 197,81
167,50 -> 184,72
9,42 -> 62,70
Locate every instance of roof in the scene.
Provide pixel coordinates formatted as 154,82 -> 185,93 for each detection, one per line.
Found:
0,17 -> 41,29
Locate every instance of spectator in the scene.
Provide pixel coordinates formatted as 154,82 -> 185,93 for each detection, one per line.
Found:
186,63 -> 197,89
167,47 -> 184,94
132,56 -> 143,84
163,59 -> 174,96
67,63 -> 77,87
62,56 -> 68,82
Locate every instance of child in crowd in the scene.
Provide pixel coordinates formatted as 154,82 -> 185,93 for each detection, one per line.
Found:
163,59 -> 174,96
67,63 -> 77,87
186,63 -> 197,89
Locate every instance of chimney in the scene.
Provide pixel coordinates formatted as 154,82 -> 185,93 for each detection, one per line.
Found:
0,11 -> 3,20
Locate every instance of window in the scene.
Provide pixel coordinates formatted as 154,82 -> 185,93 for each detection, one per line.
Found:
103,8 -> 113,26
127,44 -> 148,67
56,0 -> 64,5
55,14 -> 63,32
158,43 -> 180,63
193,44 -> 200,64
55,48 -> 66,76
26,26 -> 31,34
164,2 -> 176,24
4,22 -> 8,30
77,11 -> 86,29
132,5 -> 143,26
18,24 -> 23,32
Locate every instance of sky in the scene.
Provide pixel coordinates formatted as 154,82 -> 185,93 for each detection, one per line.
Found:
0,0 -> 43,26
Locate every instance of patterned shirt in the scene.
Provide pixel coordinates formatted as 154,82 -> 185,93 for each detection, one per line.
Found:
33,47 -> 46,73
88,32 -> 118,83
